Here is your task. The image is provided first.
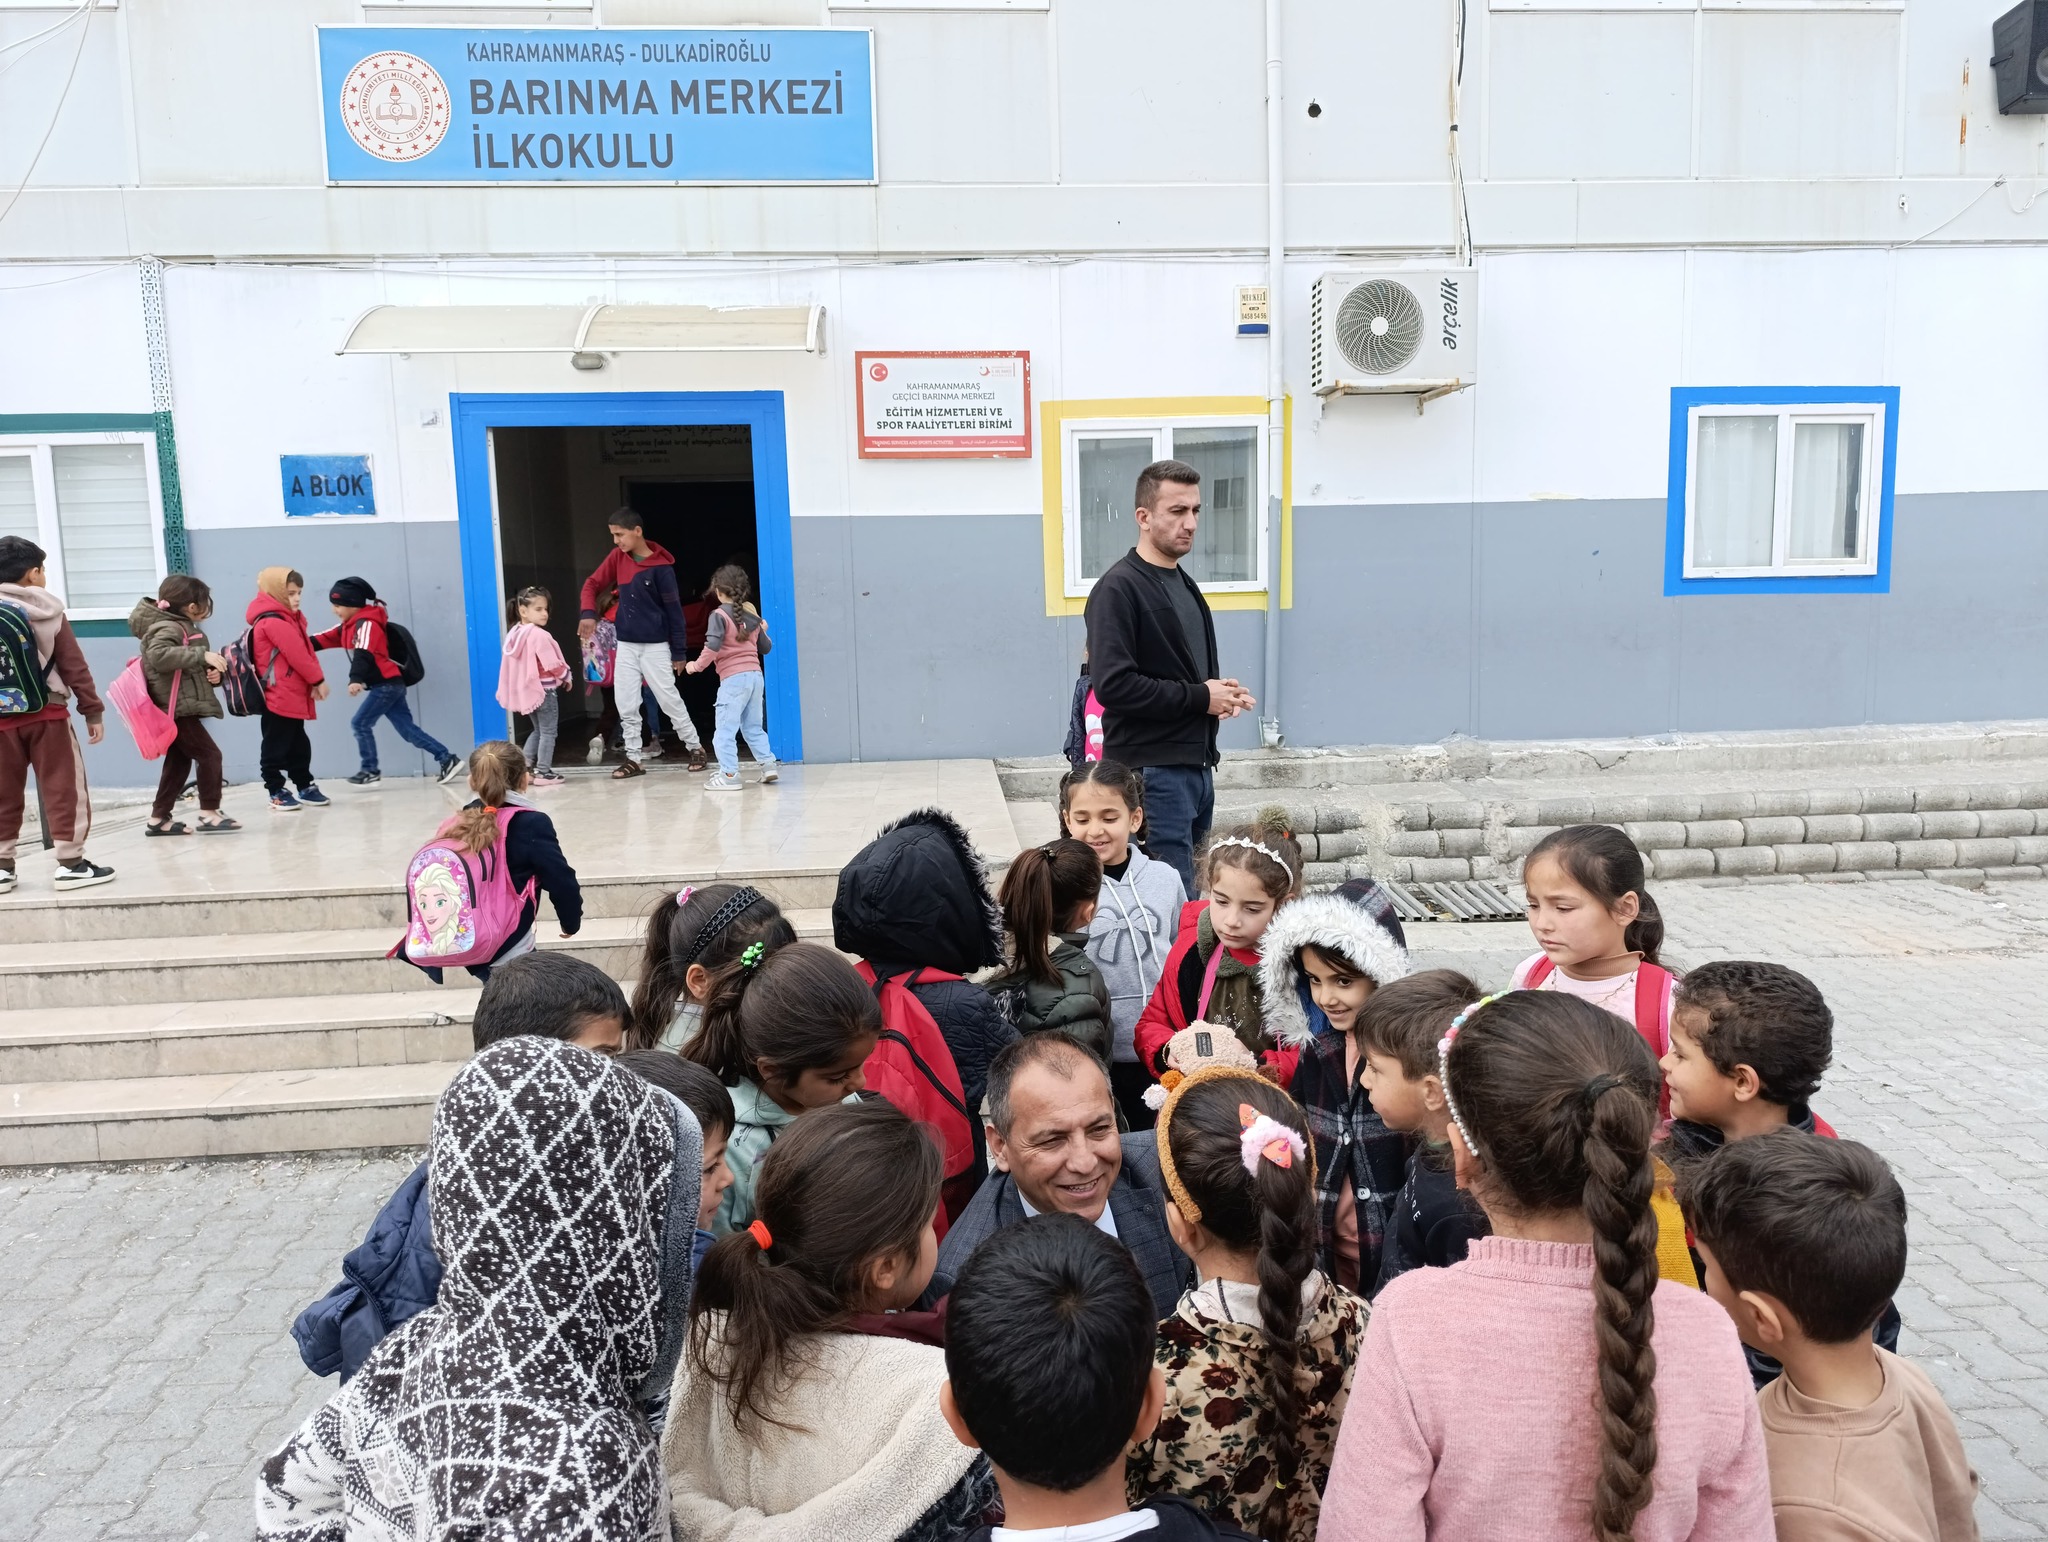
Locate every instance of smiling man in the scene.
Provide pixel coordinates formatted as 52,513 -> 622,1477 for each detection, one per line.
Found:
925,1035 -> 1191,1320
1083,459 -> 1255,893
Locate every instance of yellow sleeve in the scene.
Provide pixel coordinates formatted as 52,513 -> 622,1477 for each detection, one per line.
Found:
1651,1163 -> 1702,1289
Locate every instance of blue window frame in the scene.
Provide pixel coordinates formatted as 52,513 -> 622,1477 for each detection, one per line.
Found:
1665,386 -> 1898,596
448,390 -> 802,758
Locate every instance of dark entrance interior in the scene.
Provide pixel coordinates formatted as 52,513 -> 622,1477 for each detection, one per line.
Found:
493,423 -> 758,761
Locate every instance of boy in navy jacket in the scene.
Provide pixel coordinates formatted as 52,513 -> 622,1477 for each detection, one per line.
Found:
575,509 -> 705,777
311,576 -> 462,785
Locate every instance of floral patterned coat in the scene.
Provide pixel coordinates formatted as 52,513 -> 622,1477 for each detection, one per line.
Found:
1126,1273 -> 1368,1542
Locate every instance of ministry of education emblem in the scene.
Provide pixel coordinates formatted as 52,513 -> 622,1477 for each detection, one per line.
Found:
339,52 -> 450,162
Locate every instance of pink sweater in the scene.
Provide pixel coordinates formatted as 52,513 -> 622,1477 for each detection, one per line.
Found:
1318,1237 -> 1773,1542
495,622 -> 570,714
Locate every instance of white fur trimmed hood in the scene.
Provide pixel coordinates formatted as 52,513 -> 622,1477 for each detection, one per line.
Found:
1259,890 -> 1411,1048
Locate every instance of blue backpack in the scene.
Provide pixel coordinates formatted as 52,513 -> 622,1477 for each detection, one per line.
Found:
0,598 -> 53,718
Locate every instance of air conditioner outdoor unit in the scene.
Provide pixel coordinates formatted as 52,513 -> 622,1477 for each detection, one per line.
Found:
1310,268 -> 1477,405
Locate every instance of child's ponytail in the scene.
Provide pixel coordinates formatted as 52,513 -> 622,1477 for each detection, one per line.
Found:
628,884 -> 799,1050
691,1101 -> 942,1430
448,741 -> 527,855
1155,1070 -> 1318,1540
1442,991 -> 1662,1541
680,941 -> 879,1087
998,838 -> 1102,987
1525,824 -> 1663,966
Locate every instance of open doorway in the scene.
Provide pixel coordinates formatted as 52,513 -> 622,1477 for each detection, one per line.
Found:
492,423 -> 758,762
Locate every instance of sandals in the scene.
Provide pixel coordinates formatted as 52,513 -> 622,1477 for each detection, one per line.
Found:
145,820 -> 189,837
611,759 -> 646,780
197,816 -> 242,833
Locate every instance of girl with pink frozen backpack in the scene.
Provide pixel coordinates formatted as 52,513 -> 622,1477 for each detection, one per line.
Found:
393,740 -> 583,984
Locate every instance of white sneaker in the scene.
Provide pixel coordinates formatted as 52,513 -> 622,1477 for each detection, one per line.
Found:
0,867 -> 15,893
704,771 -> 742,791
761,766 -> 779,783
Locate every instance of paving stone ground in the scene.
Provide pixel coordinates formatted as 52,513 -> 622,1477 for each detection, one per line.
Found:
2,877 -> 2045,1540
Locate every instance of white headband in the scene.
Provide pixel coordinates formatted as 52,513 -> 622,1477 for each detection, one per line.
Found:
1210,835 -> 1292,876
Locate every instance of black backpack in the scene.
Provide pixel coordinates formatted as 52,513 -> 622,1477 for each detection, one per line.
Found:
384,622 -> 427,687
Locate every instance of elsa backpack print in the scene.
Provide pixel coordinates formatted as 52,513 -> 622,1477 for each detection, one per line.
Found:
388,808 -> 535,969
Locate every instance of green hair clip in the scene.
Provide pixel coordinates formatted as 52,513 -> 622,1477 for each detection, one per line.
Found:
740,941 -> 766,971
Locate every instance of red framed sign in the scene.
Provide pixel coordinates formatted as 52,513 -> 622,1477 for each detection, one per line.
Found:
855,350 -> 1032,458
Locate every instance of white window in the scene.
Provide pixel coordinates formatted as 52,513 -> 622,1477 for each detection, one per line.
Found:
0,434 -> 166,619
1682,403 -> 1882,579
1062,417 -> 1267,598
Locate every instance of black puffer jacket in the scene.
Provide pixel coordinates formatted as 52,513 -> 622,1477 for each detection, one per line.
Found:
834,808 -> 1016,1174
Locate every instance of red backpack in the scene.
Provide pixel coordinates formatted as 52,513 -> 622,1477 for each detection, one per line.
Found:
1523,955 -> 1675,1116
856,964 -> 978,1232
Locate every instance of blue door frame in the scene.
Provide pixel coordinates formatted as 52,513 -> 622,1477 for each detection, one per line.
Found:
448,391 -> 802,761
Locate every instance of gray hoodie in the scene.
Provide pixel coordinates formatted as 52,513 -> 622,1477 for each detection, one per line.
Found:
1083,845 -> 1188,1063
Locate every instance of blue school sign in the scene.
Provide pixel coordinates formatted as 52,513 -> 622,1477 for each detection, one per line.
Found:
281,455 -> 376,517
316,26 -> 876,184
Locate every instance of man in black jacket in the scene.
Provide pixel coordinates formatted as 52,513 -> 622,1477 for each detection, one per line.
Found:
1083,459 -> 1255,892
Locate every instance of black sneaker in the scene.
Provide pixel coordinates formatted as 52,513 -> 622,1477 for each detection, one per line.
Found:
346,770 -> 381,786
437,754 -> 465,784
53,860 -> 115,891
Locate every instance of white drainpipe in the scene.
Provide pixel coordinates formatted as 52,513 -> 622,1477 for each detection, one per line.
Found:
1260,0 -> 1286,750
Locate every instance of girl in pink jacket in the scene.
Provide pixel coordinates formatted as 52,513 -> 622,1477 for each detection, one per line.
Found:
497,587 -> 571,787
1318,990 -> 1772,1542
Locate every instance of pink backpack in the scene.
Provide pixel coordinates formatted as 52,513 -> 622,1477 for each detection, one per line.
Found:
388,807 -> 535,969
108,656 -> 182,759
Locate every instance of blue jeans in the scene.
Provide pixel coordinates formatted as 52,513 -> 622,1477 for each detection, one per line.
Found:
1140,764 -> 1214,896
713,671 -> 775,778
352,682 -> 451,774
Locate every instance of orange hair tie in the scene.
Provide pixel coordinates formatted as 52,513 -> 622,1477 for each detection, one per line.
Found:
747,1219 -> 773,1250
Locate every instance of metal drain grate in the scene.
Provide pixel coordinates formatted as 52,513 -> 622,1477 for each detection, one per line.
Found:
1389,879 -> 1527,922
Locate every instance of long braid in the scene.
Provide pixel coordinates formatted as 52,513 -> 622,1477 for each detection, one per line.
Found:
1582,1086 -> 1661,1541
1252,1166 -> 1316,1539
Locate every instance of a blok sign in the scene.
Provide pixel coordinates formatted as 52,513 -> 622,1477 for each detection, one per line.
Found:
856,352 -> 1033,459
282,455 -> 376,517
316,27 -> 876,184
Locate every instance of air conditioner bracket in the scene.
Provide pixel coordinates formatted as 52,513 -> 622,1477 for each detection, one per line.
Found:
1415,380 -> 1470,415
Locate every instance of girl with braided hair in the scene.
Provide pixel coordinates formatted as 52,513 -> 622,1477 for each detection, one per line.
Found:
1128,1067 -> 1366,1542
1320,991 -> 1770,1542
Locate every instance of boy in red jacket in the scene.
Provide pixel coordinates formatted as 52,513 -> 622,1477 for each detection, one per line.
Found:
246,567 -> 330,813
575,509 -> 704,778
0,537 -> 112,891
312,576 -> 462,787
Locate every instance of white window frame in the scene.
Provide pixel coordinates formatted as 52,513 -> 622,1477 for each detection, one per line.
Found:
1060,415 -> 1269,599
1681,402 -> 1884,581
0,431 -> 168,621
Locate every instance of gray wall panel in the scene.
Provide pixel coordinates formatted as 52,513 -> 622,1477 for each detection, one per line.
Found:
1673,594 -> 1877,731
791,513 -> 858,766
76,521 -> 474,790
1474,499 -> 1676,741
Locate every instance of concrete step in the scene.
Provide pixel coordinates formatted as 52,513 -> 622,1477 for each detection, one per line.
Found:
0,990 -> 479,1083
0,1062 -> 459,1166
0,909 -> 832,1010
0,869 -> 843,945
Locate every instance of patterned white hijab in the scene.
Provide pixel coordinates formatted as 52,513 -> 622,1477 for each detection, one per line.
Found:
256,1036 -> 698,1541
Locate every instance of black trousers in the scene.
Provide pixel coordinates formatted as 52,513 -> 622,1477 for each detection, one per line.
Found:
259,711 -> 314,795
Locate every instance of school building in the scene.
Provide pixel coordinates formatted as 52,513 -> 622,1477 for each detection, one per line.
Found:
2,0 -> 2045,787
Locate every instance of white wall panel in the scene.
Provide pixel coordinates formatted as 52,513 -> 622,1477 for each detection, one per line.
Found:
0,12 -> 133,190
1055,0 -> 1263,184
0,265 -> 150,415
869,11 -> 1052,183
1283,0 -> 1455,184
1698,10 -> 1900,179
1484,13 -> 1694,181
1889,247 -> 2048,496
1055,261 -> 1269,401
1682,248 -> 1890,386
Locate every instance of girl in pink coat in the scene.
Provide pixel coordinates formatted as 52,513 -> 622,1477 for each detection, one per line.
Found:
497,587 -> 572,787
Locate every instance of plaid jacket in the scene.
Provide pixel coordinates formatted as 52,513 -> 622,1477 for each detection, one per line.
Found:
1291,1029 -> 1409,1299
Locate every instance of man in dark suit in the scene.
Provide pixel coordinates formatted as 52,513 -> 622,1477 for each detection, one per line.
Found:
928,1034 -> 1192,1321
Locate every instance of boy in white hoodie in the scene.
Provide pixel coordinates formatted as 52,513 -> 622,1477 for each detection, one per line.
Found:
0,537 -> 112,891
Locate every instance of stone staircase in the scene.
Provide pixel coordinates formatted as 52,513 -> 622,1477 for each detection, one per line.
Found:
0,872 -> 835,1167
1002,720 -> 2048,890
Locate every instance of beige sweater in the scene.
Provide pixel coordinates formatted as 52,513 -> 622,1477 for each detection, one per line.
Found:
661,1318 -> 979,1542
1761,1348 -> 1980,1542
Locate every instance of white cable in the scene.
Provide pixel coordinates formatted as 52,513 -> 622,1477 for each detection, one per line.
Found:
1890,176 -> 2008,249
0,5 -> 93,232
1450,0 -> 1473,265
0,0 -> 89,60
